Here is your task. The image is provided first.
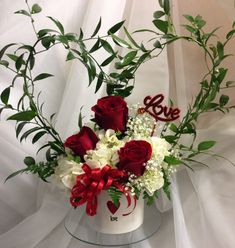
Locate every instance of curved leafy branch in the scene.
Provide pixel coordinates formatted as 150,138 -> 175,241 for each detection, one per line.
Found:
1,0 -> 235,182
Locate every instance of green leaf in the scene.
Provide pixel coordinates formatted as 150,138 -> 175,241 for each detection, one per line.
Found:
144,190 -> 159,206
95,72 -> 104,93
55,35 -> 68,45
226,29 -> 235,39
65,33 -> 78,42
29,54 -> 35,70
100,39 -> 115,54
153,11 -> 165,19
219,95 -> 229,107
121,50 -> 137,66
5,168 -> 28,182
31,4 -> 42,14
163,135 -> 177,144
24,156 -> 36,166
164,156 -> 182,165
153,40 -> 162,48
7,111 -> 37,121
78,106 -> 84,129
89,39 -> 101,53
108,20 -> 125,34
6,54 -> 18,62
138,53 -> 151,64
198,140 -> 216,151
20,127 -> 42,142
79,28 -> 84,40
88,57 -> 96,83
0,43 -> 16,60
37,143 -> 50,154
123,27 -> 140,48
183,15 -> 194,22
133,29 -> 158,35
66,51 -> 76,61
47,16 -> 64,35
158,0 -> 164,7
164,0 -> 170,14
38,29 -> 58,38
183,25 -> 196,33
107,186 -> 123,207
195,15 -> 206,29
153,20 -> 168,34
14,10 -> 30,17
169,123 -> 178,133
34,73 -> 54,81
0,60 -> 9,67
1,87 -> 11,105
49,141 -> 64,153
110,33 -> 131,48
101,54 -> 116,67
91,17 -> 101,38
41,36 -> 54,49
115,86 -> 134,98
217,41 -> 224,60
15,54 -> 24,71
163,172 -> 171,200
16,122 -> 28,138
32,131 -> 47,144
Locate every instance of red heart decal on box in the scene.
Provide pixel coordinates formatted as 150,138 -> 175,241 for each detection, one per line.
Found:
107,201 -> 120,215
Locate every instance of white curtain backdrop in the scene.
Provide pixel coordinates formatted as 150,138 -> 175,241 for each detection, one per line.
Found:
0,0 -> 235,247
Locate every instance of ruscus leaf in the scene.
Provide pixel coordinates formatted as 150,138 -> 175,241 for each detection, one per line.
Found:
24,156 -> 36,166
1,87 -> 11,105
108,20 -> 125,34
153,20 -> 168,34
7,111 -> 37,121
219,95 -> 229,107
31,4 -> 42,14
34,73 -> 54,81
91,17 -> 102,38
14,10 -> 30,17
47,16 -> 64,35
198,141 -> 216,151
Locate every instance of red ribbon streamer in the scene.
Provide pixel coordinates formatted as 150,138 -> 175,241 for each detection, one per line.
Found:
70,164 -> 134,216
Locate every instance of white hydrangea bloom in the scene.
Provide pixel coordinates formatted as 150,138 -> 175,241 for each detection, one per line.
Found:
51,157 -> 84,190
141,168 -> 164,195
84,129 -> 124,168
149,136 -> 171,164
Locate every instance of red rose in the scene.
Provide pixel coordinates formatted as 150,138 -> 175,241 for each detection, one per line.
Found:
91,96 -> 128,132
64,126 -> 99,159
117,140 -> 152,176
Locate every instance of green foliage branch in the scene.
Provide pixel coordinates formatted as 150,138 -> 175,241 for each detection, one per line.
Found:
0,0 -> 235,201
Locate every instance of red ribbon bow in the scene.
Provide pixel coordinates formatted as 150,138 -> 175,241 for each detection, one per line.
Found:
70,164 -> 132,216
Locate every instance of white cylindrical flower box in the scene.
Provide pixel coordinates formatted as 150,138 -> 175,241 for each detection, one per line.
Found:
88,191 -> 144,234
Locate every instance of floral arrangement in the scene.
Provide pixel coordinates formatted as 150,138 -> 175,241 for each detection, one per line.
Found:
53,95 -> 179,215
1,0 -> 235,216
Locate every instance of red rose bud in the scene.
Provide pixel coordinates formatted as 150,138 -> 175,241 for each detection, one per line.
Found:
91,96 -> 128,132
117,140 -> 152,176
64,126 -> 99,159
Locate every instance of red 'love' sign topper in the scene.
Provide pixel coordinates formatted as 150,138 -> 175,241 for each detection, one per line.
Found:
139,94 -> 180,122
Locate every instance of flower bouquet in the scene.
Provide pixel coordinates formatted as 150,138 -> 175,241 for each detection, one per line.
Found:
1,0 -> 235,237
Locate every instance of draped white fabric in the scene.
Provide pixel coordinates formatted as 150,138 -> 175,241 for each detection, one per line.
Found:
0,0 -> 235,247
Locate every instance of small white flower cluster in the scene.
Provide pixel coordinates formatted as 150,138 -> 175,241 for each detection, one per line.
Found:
126,104 -> 157,139
84,129 -> 124,169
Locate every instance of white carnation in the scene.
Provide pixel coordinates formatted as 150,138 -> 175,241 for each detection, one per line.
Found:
149,137 -> 170,164
51,157 -> 83,190
141,168 -> 164,195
